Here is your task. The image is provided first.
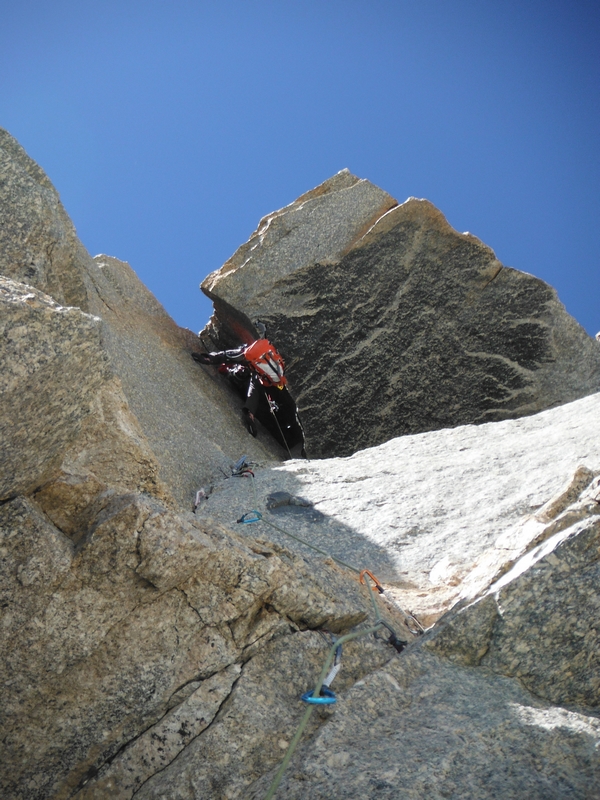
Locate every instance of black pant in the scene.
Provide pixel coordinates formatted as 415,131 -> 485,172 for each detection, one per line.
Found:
244,373 -> 262,416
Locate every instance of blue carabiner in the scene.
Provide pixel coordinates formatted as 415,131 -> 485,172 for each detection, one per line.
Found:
301,687 -> 336,705
237,510 -> 262,524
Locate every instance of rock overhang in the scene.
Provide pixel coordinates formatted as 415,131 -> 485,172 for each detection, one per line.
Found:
199,170 -> 600,459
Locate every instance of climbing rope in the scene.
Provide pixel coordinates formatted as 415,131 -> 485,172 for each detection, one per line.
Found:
233,460 -> 423,635
266,395 -> 294,460
263,571 -> 392,800
224,458 -> 421,799
236,460 -> 374,575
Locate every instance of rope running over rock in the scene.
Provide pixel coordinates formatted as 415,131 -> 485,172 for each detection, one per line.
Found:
228,458 -> 421,799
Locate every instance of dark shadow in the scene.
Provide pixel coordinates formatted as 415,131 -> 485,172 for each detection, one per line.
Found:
252,385 -> 305,456
196,460 -> 407,588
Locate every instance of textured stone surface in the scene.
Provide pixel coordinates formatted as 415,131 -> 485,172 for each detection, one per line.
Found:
3,132 -> 600,800
535,464 -> 595,522
1,489 -> 407,800
129,632 -> 399,800
202,172 -> 600,457
0,277 -> 108,499
0,126 -> 288,509
46,474 -> 600,800
73,665 -> 242,799
0,128 -> 95,309
425,512 -> 600,708
201,169 -> 397,341
32,376 -> 172,539
248,650 -> 600,799
197,391 -> 600,626
483,518 -> 600,707
243,496 -> 600,799
84,254 -> 286,507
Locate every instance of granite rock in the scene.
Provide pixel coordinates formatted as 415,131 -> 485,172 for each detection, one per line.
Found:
201,169 -> 397,345
0,128 -> 95,309
3,132 -> 600,800
243,486 -> 600,799
197,391 -> 600,626
202,171 -> 600,457
248,649 -> 600,799
0,277 -> 108,499
0,126 -> 288,509
425,512 -> 600,708
32,376 -> 172,539
1,488 -> 406,800
84,254 -> 286,506
123,632 -> 399,800
72,665 -> 242,800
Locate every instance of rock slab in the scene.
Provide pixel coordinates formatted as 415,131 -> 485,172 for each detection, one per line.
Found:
0,277 -> 108,499
247,508 -> 600,799
198,390 -> 600,625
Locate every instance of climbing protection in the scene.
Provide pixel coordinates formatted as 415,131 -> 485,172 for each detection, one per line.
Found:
215,455 -> 423,799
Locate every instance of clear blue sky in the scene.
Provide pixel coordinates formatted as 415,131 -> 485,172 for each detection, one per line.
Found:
2,0 -> 599,336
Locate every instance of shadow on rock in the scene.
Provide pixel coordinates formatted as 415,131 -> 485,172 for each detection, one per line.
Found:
194,459 -> 407,588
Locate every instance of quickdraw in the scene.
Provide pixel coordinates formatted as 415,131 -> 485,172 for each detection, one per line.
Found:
237,510 -> 262,524
231,455 -> 255,478
359,569 -> 385,594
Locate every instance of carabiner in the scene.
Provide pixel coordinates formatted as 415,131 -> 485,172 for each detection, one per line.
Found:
237,510 -> 262,524
359,569 -> 385,594
301,687 -> 336,705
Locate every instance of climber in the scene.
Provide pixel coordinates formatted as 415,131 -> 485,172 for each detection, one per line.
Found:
192,328 -> 306,458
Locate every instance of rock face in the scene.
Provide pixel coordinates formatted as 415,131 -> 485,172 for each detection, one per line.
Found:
83,253 -> 288,506
0,129 -> 97,311
2,132 -> 600,799
242,467 -> 600,799
425,512 -> 600,708
0,127 -> 288,508
0,278 -> 108,499
77,440 -> 599,800
196,391 -> 600,627
0,131 -> 412,800
2,489 -> 401,800
201,170 -> 600,457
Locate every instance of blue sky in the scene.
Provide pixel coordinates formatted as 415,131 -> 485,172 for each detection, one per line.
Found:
2,0 -> 599,336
